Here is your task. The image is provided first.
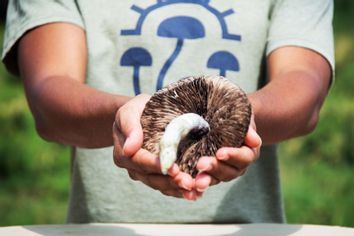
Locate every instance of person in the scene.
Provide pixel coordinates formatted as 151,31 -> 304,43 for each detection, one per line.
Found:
2,0 -> 333,223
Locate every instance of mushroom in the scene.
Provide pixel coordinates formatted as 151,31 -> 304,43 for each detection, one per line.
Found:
207,51 -> 239,77
121,47 -> 153,95
141,75 -> 251,177
156,16 -> 205,90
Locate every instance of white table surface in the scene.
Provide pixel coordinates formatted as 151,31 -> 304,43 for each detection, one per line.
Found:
0,223 -> 353,236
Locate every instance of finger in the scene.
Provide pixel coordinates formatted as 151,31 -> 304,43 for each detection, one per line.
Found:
137,171 -> 194,199
146,174 -> 181,191
113,122 -> 125,157
126,158 -> 195,192
129,170 -> 184,198
115,148 -> 161,174
182,189 -> 199,201
128,169 -> 179,190
194,172 -> 220,192
167,163 -> 180,177
197,156 -> 244,182
216,146 -> 259,170
244,126 -> 262,148
171,171 -> 194,191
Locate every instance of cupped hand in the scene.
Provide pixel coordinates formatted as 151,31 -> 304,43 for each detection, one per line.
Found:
112,94 -> 196,200
194,114 -> 262,194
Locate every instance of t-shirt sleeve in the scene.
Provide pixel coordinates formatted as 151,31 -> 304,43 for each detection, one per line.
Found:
1,0 -> 85,75
266,0 -> 335,75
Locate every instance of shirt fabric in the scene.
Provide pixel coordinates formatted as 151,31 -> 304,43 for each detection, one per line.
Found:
2,0 -> 334,223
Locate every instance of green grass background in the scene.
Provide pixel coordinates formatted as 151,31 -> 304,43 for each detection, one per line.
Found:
0,1 -> 353,227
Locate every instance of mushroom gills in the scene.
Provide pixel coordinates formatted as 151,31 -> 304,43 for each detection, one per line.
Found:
141,75 -> 252,178
159,113 -> 210,174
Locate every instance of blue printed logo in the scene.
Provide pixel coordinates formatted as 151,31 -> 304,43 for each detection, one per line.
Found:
120,0 -> 241,95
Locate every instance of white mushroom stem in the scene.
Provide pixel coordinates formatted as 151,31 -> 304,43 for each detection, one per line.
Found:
159,113 -> 210,174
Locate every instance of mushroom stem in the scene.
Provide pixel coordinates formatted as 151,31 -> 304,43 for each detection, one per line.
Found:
159,113 -> 210,174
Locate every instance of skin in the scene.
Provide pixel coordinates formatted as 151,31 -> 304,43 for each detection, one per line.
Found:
18,23 -> 130,148
18,23 -> 331,200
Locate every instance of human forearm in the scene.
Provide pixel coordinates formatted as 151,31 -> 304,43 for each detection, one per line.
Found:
16,23 -> 132,148
248,71 -> 326,144
25,75 -> 130,148
248,47 -> 331,145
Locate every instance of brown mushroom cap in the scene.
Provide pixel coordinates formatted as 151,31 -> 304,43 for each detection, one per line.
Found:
141,75 -> 251,177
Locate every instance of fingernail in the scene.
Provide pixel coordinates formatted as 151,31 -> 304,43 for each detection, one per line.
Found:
216,149 -> 229,161
217,151 -> 228,160
182,191 -> 196,201
167,164 -> 179,176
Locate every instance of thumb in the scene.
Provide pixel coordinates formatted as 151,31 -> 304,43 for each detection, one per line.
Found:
123,125 -> 143,157
244,127 -> 262,148
244,113 -> 261,148
119,94 -> 150,156
117,94 -> 151,157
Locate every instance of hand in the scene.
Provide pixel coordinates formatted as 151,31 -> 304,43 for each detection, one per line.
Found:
194,115 -> 262,195
112,94 -> 196,200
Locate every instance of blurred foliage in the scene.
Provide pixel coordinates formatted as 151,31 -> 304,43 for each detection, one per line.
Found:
0,0 -> 353,228
0,23 -> 70,225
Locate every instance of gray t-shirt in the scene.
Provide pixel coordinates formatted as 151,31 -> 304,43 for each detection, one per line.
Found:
2,0 -> 334,223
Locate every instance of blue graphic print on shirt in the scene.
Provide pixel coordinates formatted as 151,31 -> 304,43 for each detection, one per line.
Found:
120,0 -> 241,95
